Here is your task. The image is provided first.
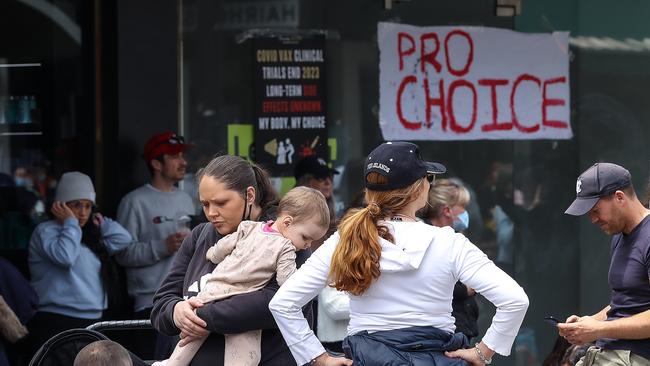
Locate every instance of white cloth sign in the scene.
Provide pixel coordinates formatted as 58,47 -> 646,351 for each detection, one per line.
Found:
378,22 -> 572,141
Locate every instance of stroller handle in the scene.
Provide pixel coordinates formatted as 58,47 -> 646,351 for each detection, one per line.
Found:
86,319 -> 152,332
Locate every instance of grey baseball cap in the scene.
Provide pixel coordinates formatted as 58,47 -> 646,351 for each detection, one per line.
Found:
565,163 -> 631,216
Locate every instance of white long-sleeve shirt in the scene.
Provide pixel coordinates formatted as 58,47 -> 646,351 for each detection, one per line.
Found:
269,221 -> 529,365
317,286 -> 350,343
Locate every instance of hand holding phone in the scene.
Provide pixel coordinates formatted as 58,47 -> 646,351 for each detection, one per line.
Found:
544,315 -> 560,327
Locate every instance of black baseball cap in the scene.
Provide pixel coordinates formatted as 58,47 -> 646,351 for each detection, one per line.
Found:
294,155 -> 339,180
565,162 -> 632,216
364,141 -> 446,191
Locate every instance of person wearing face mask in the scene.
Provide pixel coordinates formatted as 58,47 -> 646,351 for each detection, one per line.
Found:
13,167 -> 34,191
13,167 -> 47,217
269,142 -> 528,366
419,178 -> 480,342
454,208 -> 470,232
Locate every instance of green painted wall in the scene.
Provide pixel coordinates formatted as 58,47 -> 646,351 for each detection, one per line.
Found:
517,0 -> 650,39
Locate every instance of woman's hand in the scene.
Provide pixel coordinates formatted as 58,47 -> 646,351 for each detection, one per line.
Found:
173,298 -> 208,346
312,352 -> 353,366
445,348 -> 484,365
446,343 -> 494,366
92,212 -> 104,227
51,201 -> 76,224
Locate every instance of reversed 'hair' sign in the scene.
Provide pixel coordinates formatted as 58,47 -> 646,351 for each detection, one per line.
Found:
378,22 -> 572,141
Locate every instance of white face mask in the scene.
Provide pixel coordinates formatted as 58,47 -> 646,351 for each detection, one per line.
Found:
452,210 -> 469,232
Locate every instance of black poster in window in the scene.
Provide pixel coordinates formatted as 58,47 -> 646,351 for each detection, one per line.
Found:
253,36 -> 327,176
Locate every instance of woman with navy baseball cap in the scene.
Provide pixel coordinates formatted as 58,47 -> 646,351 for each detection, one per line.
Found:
270,141 -> 529,366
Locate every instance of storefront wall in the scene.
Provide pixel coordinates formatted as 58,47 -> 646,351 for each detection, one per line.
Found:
2,0 -> 650,364
0,0 -> 97,273
178,0 -> 650,364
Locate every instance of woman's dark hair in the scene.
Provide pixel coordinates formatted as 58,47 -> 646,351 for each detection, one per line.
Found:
81,214 -> 125,313
197,155 -> 278,210
561,344 -> 592,365
542,336 -> 571,366
81,217 -> 111,293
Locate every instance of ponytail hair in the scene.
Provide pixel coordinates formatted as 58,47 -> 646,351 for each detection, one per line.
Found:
250,162 -> 278,210
329,172 -> 426,295
328,206 -> 385,296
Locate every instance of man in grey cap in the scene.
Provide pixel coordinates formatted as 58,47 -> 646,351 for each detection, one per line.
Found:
559,162 -> 650,365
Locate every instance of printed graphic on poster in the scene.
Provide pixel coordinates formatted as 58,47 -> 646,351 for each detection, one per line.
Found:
378,22 -> 572,141
254,36 -> 328,175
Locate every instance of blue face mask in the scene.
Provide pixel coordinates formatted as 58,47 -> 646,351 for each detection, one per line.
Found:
452,210 -> 469,232
14,176 -> 33,189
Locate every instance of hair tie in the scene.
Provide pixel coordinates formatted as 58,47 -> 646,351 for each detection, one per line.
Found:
366,202 -> 380,210
366,202 -> 381,217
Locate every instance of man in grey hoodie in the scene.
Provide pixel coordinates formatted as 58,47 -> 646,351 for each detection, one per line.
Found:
115,131 -> 195,320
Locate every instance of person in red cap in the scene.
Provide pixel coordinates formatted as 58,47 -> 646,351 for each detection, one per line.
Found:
114,131 -> 195,359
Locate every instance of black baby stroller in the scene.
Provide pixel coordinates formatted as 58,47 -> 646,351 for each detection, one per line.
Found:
28,320 -> 154,366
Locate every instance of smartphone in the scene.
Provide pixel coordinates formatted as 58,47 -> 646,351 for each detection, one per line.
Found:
544,315 -> 560,326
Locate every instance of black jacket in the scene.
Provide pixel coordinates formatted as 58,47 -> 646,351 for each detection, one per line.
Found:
151,215 -> 312,365
452,282 -> 479,340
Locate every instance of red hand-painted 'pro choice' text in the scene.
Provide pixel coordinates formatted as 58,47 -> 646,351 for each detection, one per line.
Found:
396,30 -> 567,134
378,23 -> 572,141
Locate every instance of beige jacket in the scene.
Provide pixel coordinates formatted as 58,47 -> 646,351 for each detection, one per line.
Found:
197,221 -> 297,303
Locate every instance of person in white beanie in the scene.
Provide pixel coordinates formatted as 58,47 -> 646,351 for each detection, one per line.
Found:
26,171 -> 133,358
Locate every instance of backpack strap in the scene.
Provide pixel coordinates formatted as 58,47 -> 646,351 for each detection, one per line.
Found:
195,222 -> 214,247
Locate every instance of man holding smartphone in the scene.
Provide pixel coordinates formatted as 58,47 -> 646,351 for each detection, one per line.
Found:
560,163 -> 650,365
